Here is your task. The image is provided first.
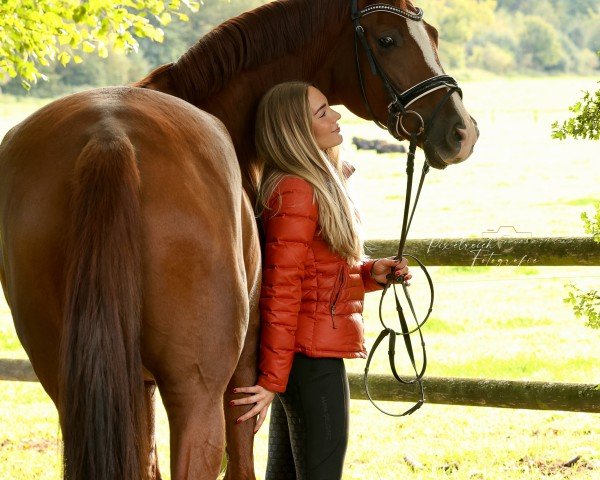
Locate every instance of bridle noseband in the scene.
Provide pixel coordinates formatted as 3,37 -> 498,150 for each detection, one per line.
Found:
352,1 -> 461,417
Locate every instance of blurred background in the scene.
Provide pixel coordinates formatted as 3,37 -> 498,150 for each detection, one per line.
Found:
1,1 -> 599,479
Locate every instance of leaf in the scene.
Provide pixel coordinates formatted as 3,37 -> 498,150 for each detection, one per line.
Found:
159,12 -> 172,25
97,43 -> 108,58
72,5 -> 87,23
58,34 -> 71,46
82,41 -> 95,53
114,35 -> 126,51
98,18 -> 110,38
57,51 -> 71,66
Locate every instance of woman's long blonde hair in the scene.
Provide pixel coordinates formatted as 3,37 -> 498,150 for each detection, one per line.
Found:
255,81 -> 364,266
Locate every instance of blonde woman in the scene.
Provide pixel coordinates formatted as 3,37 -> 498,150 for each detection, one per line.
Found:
230,82 -> 410,479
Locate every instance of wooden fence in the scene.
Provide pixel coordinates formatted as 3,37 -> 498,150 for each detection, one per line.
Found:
2,237 -> 599,413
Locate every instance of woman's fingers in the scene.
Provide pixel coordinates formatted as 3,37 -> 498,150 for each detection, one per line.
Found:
393,266 -> 409,277
254,405 -> 270,434
390,267 -> 411,284
382,257 -> 406,267
377,257 -> 408,272
236,403 -> 263,424
232,386 -> 258,394
393,257 -> 408,268
230,393 -> 260,406
231,386 -> 276,424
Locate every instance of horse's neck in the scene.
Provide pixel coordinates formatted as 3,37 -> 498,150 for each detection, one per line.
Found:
142,0 -> 349,194
206,53 -> 337,196
199,41 -> 345,188
200,50 -> 331,147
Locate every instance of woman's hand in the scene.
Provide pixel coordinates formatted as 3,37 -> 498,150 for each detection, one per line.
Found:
371,256 -> 412,285
230,385 -> 276,433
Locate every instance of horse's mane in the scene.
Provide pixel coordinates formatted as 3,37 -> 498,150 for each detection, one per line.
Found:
170,0 -> 348,105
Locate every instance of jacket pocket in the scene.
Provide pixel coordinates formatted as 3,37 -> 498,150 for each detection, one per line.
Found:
329,265 -> 346,329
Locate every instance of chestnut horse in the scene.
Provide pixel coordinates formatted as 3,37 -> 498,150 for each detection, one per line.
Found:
0,1 -> 478,479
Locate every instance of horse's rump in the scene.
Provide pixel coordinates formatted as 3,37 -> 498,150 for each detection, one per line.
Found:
0,86 -> 246,480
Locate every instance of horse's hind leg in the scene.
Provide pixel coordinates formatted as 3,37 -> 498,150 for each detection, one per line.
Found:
142,248 -> 248,480
224,192 -> 261,480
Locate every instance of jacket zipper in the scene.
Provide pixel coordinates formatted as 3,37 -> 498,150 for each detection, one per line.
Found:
330,265 -> 346,329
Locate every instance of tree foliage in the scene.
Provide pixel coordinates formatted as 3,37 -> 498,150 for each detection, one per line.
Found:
565,284 -> 600,330
553,50 -> 600,329
563,202 -> 600,330
552,85 -> 600,140
0,0 -> 199,89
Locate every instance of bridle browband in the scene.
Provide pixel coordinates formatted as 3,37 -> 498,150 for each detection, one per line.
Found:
352,1 -> 461,417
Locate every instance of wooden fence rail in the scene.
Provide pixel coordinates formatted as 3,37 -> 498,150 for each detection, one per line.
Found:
2,237 -> 598,412
365,236 -> 600,266
348,374 -> 600,413
1,358 -> 598,413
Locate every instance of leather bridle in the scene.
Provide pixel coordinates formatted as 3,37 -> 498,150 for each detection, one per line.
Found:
351,0 -> 462,142
352,0 -> 460,416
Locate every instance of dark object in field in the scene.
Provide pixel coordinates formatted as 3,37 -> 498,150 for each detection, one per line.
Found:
375,142 -> 407,154
352,136 -> 406,153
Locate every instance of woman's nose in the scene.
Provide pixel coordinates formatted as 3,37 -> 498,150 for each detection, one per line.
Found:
333,109 -> 341,121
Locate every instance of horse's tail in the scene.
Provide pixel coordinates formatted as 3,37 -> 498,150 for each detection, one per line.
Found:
60,132 -> 147,480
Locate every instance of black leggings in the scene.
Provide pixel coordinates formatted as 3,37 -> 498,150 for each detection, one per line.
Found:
265,354 -> 350,480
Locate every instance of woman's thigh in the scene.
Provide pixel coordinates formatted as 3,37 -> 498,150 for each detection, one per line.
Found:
290,354 -> 350,479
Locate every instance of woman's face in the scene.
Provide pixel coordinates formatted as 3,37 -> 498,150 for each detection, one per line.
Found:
307,86 -> 342,150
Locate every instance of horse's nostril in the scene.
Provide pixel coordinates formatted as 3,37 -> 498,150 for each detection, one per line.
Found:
453,127 -> 466,143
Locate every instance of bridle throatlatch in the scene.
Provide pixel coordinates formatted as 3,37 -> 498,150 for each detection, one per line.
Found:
351,0 -> 461,416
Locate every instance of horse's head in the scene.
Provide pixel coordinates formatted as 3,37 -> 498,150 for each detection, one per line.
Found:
332,0 -> 478,168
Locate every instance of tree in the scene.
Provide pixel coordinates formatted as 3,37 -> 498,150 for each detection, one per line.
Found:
518,17 -> 565,70
0,0 -> 199,89
418,0 -> 497,69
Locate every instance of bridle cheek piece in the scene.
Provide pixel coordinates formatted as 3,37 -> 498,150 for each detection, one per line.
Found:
352,1 -> 461,417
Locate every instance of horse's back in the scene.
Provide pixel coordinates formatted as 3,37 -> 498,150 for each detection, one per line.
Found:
0,85 -> 243,284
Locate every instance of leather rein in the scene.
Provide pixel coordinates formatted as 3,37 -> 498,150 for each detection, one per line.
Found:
351,0 -> 461,416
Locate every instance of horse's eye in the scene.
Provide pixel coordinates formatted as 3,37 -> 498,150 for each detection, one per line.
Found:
378,36 -> 395,48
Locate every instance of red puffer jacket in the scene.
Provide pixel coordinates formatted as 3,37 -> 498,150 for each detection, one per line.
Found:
257,175 -> 383,393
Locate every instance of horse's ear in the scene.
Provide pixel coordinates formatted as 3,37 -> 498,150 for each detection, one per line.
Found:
425,23 -> 439,48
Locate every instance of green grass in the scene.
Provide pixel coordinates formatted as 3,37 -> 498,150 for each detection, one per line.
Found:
0,304 -> 26,358
1,77 -> 600,479
564,198 -> 599,207
536,197 -> 599,207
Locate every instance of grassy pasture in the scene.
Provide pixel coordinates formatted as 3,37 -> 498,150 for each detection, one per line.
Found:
1,77 -> 599,479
